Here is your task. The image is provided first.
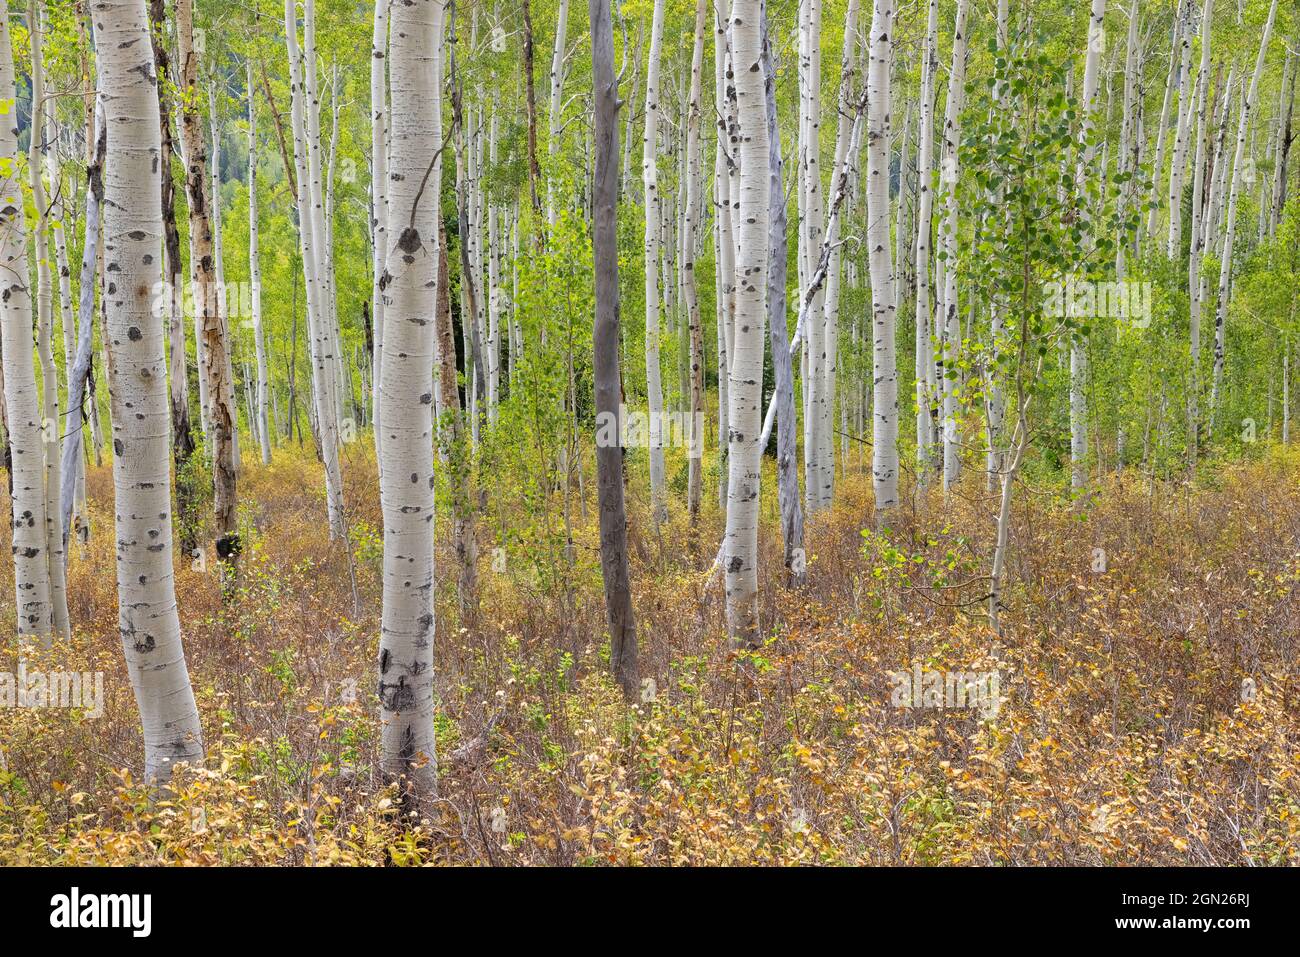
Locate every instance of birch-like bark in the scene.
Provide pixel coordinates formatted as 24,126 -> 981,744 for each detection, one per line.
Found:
370,0 -> 389,467
178,0 -> 239,562
591,0 -> 638,698
1186,0 -> 1214,465
684,0 -> 707,523
1211,0 -> 1279,434
820,0 -> 861,512
938,0 -> 970,491
712,0 -> 733,509
546,0 -> 570,228
60,94 -> 105,554
800,0 -> 829,512
97,0 -> 204,781
285,0 -> 346,537
761,0 -> 804,586
0,12 -> 51,638
914,0 -> 939,478
1144,0 -> 1186,243
146,0 -> 200,556
1070,0 -> 1107,496
27,0 -> 69,636
1165,0 -> 1196,257
643,0 -> 667,520
248,62 -> 271,465
726,0 -> 768,648
867,0 -> 897,514
377,0 -> 444,806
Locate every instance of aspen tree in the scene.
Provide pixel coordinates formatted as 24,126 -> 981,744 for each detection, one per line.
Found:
914,0 -> 939,478
591,0 -> 638,697
377,0 -> 445,806
867,0 -> 897,515
937,0 -> 970,492
97,0 -> 204,781
248,62 -> 271,465
370,0 -> 389,468
0,11 -> 51,638
27,0 -> 69,636
725,0 -> 767,648
1070,0 -> 1107,497
643,0 -> 667,521
684,0 -> 707,523
1210,0 -> 1279,434
1187,0 -> 1215,465
177,0 -> 239,563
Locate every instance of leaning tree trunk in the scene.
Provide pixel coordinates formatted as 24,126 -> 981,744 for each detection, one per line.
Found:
591,0 -> 639,699
177,0 -> 240,566
867,0 -> 898,516
59,89 -> 105,554
377,0 -> 444,809
0,12 -> 51,640
726,0 -> 769,649
97,0 -> 204,782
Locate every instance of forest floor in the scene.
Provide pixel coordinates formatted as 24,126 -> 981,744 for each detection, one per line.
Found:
2,441 -> 1298,865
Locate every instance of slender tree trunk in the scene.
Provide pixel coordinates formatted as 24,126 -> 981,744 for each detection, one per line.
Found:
914,0 -> 938,481
761,2 -> 805,587
938,0 -> 970,492
1211,0 -> 1279,435
591,0 -> 638,698
178,0 -> 240,564
1186,0 -> 1215,467
726,0 -> 768,649
370,0 -> 389,470
642,0 -> 667,522
684,0 -> 707,525
27,0 -> 69,636
98,0 -> 204,782
248,62 -> 272,465
0,12 -> 51,639
867,0 -> 897,516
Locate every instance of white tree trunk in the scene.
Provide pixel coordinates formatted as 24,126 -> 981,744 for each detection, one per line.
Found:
938,0 -> 970,492
285,0 -> 346,537
26,0 -> 69,636
725,0 -> 767,648
370,0 -> 390,468
914,0 -> 939,478
1186,0 -> 1215,465
1211,0 -> 1279,434
377,0 -> 444,806
248,62 -> 272,465
0,12 -> 51,639
643,0 -> 667,520
1165,0 -> 1196,257
98,0 -> 204,781
800,0 -> 829,512
867,0 -> 897,514
712,0 -> 734,510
